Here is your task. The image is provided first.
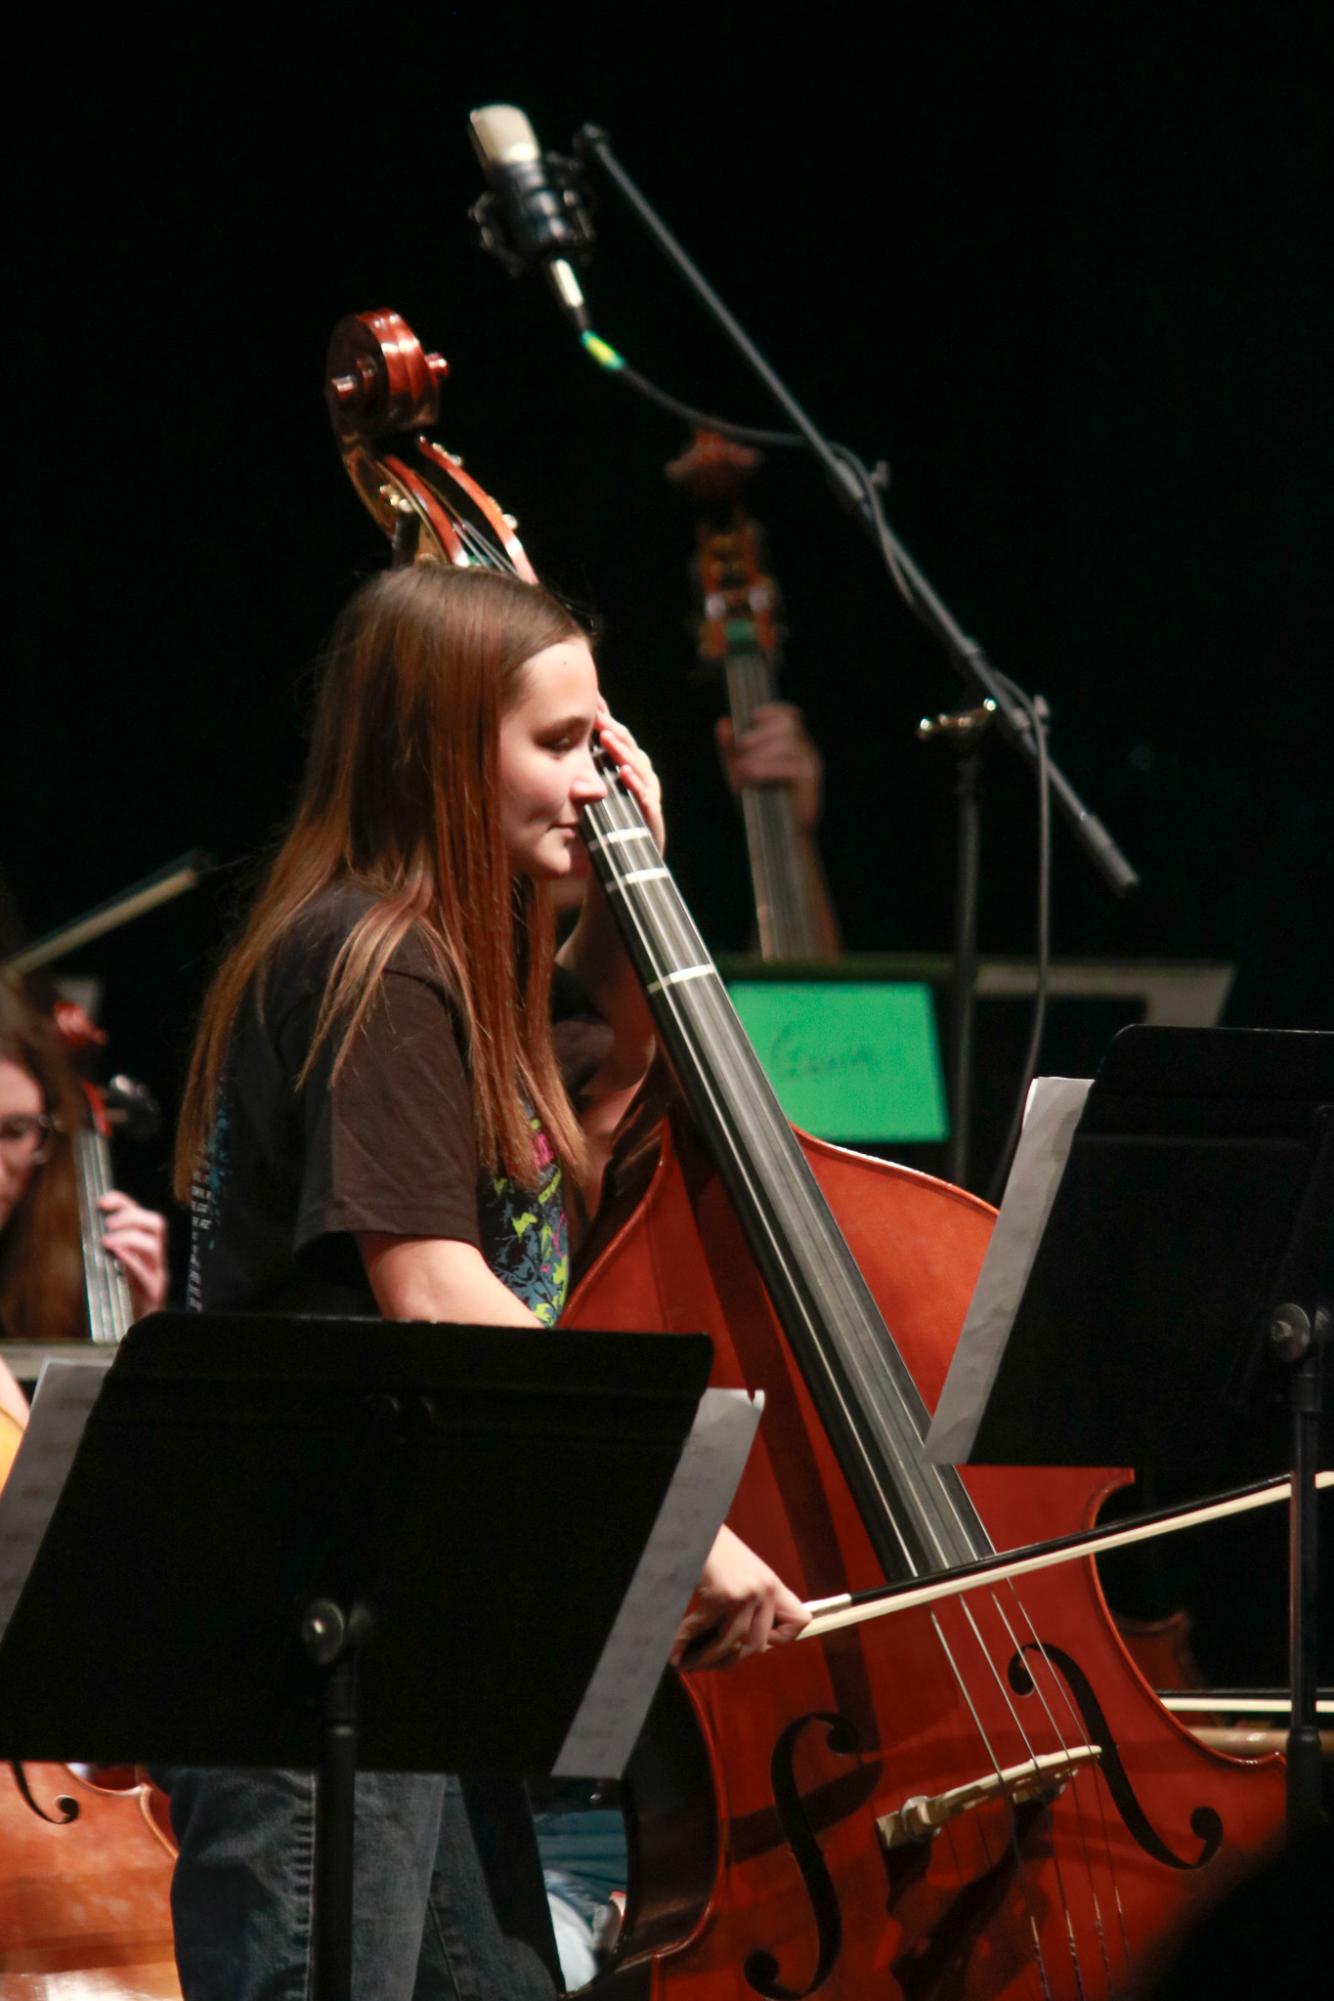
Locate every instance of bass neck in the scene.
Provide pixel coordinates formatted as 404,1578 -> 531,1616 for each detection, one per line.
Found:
582,765 -> 986,1583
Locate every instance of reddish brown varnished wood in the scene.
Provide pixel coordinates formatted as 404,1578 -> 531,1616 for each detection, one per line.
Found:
0,1763 -> 179,1995
568,1115 -> 1286,1999
665,433 -> 778,665
1114,1610 -> 1219,1725
326,306 -> 448,443
0,1423 -> 180,1994
324,309 -> 536,579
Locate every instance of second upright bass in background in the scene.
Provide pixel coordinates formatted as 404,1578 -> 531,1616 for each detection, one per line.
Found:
668,430 -> 840,961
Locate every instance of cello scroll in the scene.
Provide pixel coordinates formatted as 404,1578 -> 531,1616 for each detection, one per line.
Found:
325,308 -> 536,579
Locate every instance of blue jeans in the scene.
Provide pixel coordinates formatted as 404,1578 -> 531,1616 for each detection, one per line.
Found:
155,1767 -> 558,2001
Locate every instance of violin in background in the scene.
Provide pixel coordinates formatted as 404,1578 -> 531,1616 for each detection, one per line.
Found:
1,854 -> 188,1368
52,998 -> 163,1347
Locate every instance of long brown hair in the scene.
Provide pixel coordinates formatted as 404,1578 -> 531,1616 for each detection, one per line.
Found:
0,988 -> 85,1341
175,563 -> 588,1197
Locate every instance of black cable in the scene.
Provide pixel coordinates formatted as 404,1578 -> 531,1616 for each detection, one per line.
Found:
584,341 -> 806,448
585,340 -> 900,583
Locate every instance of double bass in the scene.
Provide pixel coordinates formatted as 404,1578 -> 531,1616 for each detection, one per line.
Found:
324,309 -> 1287,1997
666,429 -> 839,962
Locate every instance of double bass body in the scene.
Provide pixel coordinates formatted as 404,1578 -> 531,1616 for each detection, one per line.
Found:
568,1113 -> 1286,1999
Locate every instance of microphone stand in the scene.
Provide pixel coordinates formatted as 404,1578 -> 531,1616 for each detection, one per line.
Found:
917,702 -> 992,1190
576,125 -> 1138,1182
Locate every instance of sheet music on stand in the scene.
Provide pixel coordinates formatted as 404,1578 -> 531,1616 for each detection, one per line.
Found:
0,1356 -> 113,1646
555,1382 -> 760,1774
926,1076 -> 1091,1466
929,1027 -> 1332,1474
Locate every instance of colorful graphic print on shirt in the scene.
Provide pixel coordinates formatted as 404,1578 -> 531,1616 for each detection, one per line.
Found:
479,1114 -> 569,1326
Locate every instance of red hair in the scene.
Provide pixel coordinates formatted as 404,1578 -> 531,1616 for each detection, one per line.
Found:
176,563 -> 587,1197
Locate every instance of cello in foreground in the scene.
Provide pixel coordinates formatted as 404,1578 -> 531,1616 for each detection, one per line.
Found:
326,308 -> 1286,1998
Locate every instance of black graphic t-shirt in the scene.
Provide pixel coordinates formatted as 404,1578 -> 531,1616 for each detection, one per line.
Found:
188,884 -> 608,1323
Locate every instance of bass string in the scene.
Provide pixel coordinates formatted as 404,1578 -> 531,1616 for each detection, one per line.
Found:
452,512 -> 513,572
987,1587 -> 1118,1996
581,790 -> 928,1568
959,1588 -> 1109,1998
403,474 -> 517,576
938,1576 -> 1134,2000
74,1132 -> 101,1326
999,1577 -> 1137,1993
929,1601 -> 1057,2000
75,1127 -> 126,1341
583,777 -> 986,1575
585,807 -> 937,1570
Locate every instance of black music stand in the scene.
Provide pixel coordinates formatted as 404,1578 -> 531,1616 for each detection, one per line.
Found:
0,1313 -> 734,2000
950,1028 -> 1332,1841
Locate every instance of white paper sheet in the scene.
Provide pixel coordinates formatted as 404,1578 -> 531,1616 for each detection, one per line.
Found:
925,1076 -> 1092,1465
553,1386 -> 762,1777
0,1357 -> 112,1643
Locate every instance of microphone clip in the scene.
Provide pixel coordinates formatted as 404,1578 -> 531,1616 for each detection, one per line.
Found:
470,150 -> 596,280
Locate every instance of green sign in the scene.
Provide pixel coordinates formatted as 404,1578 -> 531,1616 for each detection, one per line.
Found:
727,981 -> 948,1142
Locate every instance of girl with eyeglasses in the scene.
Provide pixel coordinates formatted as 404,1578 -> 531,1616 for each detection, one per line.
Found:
0,987 -> 169,1425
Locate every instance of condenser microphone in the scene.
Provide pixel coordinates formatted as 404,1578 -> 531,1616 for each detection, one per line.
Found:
469,104 -> 594,329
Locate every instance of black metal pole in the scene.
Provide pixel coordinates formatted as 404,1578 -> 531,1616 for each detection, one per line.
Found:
304,1597 -> 368,2001
948,742 -> 984,1191
919,706 -> 990,1189
1283,1309 -> 1328,1842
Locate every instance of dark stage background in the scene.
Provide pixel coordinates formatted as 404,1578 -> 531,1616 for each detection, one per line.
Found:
11,5 -> 1331,1679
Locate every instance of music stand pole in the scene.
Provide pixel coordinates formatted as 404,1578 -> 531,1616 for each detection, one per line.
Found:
299,1596 -> 371,1999
1264,1104 -> 1333,1840
919,702 -> 992,1188
1282,1307 -> 1327,1842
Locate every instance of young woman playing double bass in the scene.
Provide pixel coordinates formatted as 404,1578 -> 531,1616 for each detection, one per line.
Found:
167,560 -> 809,2000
